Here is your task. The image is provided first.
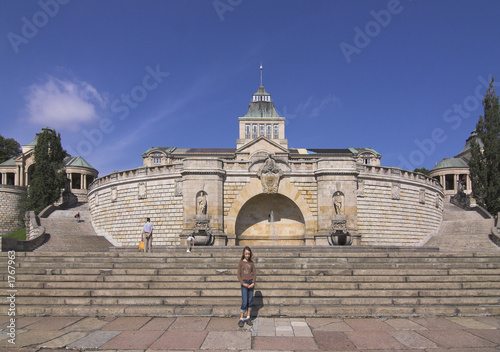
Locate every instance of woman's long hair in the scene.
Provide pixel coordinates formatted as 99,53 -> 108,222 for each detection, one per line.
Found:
240,246 -> 253,262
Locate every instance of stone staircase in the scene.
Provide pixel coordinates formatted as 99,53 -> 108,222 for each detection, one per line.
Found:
425,202 -> 499,252
2,247 -> 500,318
2,201 -> 499,318
36,203 -> 112,252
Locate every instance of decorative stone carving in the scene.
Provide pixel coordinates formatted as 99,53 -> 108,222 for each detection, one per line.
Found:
257,154 -> 283,194
174,179 -> 182,196
138,182 -> 147,199
111,187 -> 117,202
391,182 -> 400,200
330,214 -> 351,245
333,191 -> 344,215
419,189 -> 425,204
194,218 -> 211,233
332,218 -> 347,234
191,218 -> 212,245
357,179 -> 365,197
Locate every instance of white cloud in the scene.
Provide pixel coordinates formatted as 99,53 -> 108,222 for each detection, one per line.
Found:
25,76 -> 106,131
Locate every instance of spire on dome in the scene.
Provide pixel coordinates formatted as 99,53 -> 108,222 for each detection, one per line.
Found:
260,62 -> 263,86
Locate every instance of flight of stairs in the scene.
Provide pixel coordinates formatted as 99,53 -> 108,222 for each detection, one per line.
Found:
2,247 -> 500,318
425,202 -> 499,252
36,203 -> 112,252
3,200 -> 498,318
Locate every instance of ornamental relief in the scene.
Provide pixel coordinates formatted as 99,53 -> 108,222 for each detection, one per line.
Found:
257,154 -> 284,194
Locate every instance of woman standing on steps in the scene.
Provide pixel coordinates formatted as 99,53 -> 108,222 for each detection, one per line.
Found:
237,246 -> 256,327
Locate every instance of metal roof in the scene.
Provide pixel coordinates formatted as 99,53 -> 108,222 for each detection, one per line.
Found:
243,85 -> 281,118
455,131 -> 483,158
431,157 -> 469,171
290,148 -> 353,155
64,156 -> 96,170
349,147 -> 382,156
0,157 -> 16,166
142,147 -> 177,156
173,148 -> 236,154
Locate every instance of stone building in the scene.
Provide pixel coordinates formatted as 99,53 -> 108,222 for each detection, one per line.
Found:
0,128 -> 98,235
88,83 -> 443,247
0,128 -> 98,202
429,131 -> 482,199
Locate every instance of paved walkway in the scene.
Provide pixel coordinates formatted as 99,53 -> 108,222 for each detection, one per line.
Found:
1,315 -> 499,351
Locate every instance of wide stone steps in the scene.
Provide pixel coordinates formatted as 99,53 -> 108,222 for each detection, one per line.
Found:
36,203 -> 112,252
2,249 -> 500,318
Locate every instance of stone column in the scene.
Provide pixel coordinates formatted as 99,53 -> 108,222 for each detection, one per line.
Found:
15,166 -> 20,186
1,173 -> 5,185
81,174 -> 85,190
69,173 -> 73,190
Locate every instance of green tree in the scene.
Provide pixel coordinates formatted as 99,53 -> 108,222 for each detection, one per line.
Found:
470,78 -> 500,215
413,167 -> 430,176
0,135 -> 21,164
25,128 -> 68,214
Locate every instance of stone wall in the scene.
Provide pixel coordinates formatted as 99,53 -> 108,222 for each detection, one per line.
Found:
0,185 -> 26,235
88,161 -> 444,248
357,166 -> 444,246
88,165 -> 183,246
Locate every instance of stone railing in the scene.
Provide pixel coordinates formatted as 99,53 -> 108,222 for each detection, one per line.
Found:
359,165 -> 441,188
489,212 -> 500,247
0,184 -> 27,235
88,163 -> 181,192
1,211 -> 46,251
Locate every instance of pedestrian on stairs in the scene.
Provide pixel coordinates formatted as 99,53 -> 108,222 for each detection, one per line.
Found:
186,235 -> 194,252
237,246 -> 256,327
142,218 -> 153,253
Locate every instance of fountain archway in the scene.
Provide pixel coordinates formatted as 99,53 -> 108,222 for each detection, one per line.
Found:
235,193 -> 305,246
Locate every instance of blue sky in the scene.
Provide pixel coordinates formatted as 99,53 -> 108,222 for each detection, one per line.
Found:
1,0 -> 499,177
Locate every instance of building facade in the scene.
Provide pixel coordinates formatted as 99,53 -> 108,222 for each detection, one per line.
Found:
0,128 -> 98,234
429,131 -> 482,199
0,128 -> 98,202
88,84 -> 443,247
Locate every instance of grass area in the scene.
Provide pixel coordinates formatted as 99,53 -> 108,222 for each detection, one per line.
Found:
1,227 -> 26,241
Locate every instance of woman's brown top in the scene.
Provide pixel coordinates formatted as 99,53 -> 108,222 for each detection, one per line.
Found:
237,260 -> 256,285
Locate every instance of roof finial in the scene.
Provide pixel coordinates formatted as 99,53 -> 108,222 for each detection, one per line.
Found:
260,62 -> 263,86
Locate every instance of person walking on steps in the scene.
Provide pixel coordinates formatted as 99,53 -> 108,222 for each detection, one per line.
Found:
237,246 -> 256,327
142,218 -> 153,253
186,235 -> 194,252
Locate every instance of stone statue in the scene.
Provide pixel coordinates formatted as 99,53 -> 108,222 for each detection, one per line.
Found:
333,191 -> 343,215
198,193 -> 207,215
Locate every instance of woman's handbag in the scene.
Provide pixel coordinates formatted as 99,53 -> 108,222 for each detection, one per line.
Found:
139,234 -> 145,251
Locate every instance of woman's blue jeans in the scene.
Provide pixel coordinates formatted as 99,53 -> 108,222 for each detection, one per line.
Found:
240,280 -> 254,313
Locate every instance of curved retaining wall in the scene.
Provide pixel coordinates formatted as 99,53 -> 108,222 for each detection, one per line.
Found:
89,163 -> 444,247
88,165 -> 183,247
357,166 -> 444,246
0,185 -> 26,235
